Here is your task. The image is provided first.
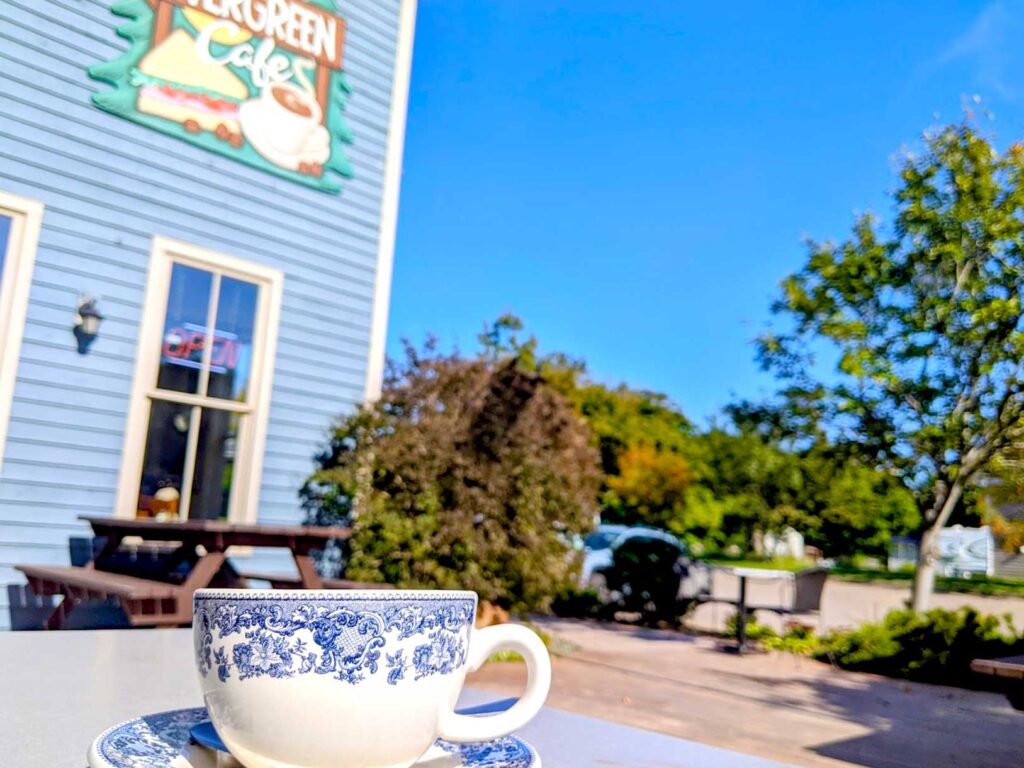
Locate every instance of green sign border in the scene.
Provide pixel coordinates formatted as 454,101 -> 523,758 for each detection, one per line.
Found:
88,0 -> 354,195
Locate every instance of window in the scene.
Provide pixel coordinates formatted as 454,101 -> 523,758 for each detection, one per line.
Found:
116,238 -> 282,522
0,191 -> 43,473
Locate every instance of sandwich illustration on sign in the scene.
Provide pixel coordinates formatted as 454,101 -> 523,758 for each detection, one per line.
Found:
135,29 -> 248,145
89,0 -> 353,194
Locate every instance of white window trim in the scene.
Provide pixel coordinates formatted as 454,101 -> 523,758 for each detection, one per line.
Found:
0,191 -> 43,474
114,236 -> 283,522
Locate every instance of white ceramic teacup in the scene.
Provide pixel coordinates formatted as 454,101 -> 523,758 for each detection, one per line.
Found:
193,589 -> 551,768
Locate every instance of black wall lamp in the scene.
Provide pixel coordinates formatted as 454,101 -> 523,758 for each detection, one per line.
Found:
73,294 -> 104,355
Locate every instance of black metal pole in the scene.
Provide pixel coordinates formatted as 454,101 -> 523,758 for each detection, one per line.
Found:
737,575 -> 748,654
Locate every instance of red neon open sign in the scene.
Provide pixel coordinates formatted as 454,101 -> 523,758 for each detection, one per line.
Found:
162,327 -> 241,371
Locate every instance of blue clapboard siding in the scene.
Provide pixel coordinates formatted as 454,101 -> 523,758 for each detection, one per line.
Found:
0,0 -> 403,627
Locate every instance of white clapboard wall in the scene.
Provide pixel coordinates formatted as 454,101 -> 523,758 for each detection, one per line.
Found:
0,0 -> 404,627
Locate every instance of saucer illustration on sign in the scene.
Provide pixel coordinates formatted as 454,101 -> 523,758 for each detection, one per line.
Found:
88,708 -> 541,768
239,82 -> 332,177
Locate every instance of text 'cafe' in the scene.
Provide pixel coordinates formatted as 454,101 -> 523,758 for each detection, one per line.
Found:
0,0 -> 416,626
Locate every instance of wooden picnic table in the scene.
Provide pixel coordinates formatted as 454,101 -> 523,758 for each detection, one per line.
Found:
971,655 -> 1024,711
17,516 -> 353,630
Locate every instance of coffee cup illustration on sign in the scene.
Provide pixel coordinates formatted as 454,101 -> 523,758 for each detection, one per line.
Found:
240,82 -> 332,176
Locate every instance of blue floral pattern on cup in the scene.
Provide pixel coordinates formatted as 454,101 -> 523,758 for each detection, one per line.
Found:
194,593 -> 475,686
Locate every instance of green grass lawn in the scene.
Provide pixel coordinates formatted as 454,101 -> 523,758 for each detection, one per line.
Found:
708,558 -> 1024,597
707,557 -> 814,572
830,565 -> 1024,597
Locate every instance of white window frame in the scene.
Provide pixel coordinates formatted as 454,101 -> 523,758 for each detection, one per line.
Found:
0,191 -> 43,473
115,236 -> 283,522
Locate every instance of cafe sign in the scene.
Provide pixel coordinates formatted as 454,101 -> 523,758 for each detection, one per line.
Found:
89,0 -> 354,194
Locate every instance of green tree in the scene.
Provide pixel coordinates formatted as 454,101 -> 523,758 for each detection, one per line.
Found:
475,317 -> 917,556
801,456 -> 920,556
478,315 -> 702,536
687,429 -> 806,550
302,339 -> 601,612
687,424 -> 919,557
761,122 -> 1024,609
602,443 -> 723,537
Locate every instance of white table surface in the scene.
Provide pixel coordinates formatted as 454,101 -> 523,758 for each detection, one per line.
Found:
719,567 -> 795,580
0,628 -> 792,767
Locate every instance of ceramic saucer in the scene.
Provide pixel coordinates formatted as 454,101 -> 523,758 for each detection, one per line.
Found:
88,707 -> 540,768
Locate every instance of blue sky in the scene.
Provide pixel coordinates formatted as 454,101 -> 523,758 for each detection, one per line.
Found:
387,1 -> 1024,424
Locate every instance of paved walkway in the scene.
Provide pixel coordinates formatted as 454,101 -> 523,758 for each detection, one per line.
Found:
467,618 -> 1024,768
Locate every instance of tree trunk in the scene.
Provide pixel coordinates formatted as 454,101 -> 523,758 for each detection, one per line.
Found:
910,482 -> 964,612
910,525 -> 939,611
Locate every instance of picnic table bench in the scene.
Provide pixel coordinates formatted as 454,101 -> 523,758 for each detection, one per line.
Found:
18,565 -> 180,628
15,516 -> 353,630
971,655 -> 1024,711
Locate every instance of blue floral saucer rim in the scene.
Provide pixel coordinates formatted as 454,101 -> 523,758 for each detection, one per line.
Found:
88,707 -> 540,768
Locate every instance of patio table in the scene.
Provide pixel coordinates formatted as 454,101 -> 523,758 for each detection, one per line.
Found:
0,628 -> 792,767
716,567 -> 794,654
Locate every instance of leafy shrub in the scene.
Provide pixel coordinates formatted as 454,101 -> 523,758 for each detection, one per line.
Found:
724,613 -> 779,642
488,621 -> 554,663
724,615 -> 820,654
815,608 -> 1024,688
723,607 -> 1024,688
551,587 -> 605,619
764,624 -> 820,655
301,342 -> 601,613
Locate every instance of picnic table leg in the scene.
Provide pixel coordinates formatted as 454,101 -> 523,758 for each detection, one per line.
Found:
293,552 -> 324,589
164,542 -> 201,571
177,552 -> 228,621
87,534 -> 125,570
736,575 -> 748,655
182,551 -> 227,591
1008,688 -> 1024,712
44,588 -> 76,630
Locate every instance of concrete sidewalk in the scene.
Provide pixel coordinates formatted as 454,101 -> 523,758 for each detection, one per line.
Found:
467,618 -> 1024,768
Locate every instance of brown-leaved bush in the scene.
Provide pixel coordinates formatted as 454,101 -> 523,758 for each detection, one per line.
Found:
302,342 -> 602,612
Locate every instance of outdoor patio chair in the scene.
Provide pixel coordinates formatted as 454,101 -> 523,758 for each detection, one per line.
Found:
748,567 -> 828,626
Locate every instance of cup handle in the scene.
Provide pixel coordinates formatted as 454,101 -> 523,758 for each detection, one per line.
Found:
437,623 -> 552,743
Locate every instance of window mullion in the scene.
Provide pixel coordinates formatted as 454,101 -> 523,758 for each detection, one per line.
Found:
198,272 -> 222,398
177,405 -> 202,520
145,389 -> 253,414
